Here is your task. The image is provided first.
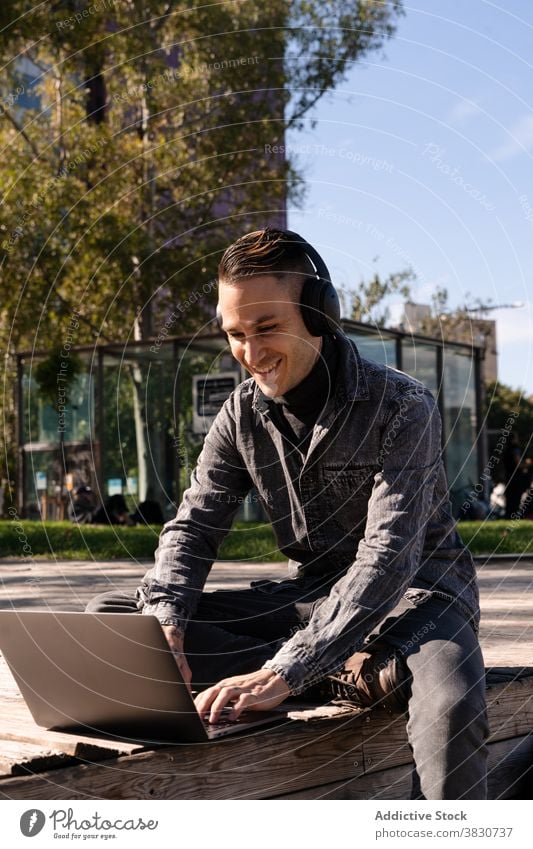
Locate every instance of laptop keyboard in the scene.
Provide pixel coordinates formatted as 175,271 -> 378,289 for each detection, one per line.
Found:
207,707 -> 241,727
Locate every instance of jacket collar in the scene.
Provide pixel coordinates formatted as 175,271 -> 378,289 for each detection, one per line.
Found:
334,332 -> 370,404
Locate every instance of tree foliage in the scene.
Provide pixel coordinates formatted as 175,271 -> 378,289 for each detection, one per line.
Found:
348,266 -> 414,325
485,380 -> 533,456
0,0 -> 403,352
416,286 -> 497,349
0,0 -> 403,508
34,345 -> 84,410
347,271 -> 500,357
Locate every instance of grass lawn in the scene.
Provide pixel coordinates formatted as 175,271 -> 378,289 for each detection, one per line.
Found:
0,519 -> 531,561
0,519 -> 286,562
456,520 -> 533,557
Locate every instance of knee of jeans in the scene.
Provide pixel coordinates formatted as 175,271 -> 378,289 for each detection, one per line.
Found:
415,689 -> 489,740
85,591 -> 121,613
85,594 -> 105,612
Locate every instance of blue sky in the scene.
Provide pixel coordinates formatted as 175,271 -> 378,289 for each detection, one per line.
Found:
286,0 -> 533,395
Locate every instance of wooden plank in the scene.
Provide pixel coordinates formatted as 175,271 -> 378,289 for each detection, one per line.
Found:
0,719 -> 148,759
2,720 -> 529,801
476,559 -> 533,667
359,676 -> 533,776
271,763 -> 413,800
0,560 -> 285,613
0,555 -> 532,798
269,734 -> 533,800
486,734 -> 533,800
0,666 -> 530,787
0,676 -> 531,799
0,740 -> 78,777
360,712 -> 411,774
0,716 -> 367,800
0,555 -> 532,667
486,667 -> 533,683
485,675 -> 533,742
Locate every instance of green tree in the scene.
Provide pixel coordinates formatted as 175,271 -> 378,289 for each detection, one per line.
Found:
416,287 -> 496,349
485,380 -> 533,459
0,0 -> 403,511
0,1 -> 403,348
347,267 -> 415,325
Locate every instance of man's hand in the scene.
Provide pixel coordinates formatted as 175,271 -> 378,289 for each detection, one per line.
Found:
194,668 -> 291,724
161,624 -> 193,693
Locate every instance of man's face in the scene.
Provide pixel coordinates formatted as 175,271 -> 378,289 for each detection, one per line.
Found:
217,275 -> 322,397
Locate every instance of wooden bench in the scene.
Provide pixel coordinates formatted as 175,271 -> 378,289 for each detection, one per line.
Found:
0,660 -> 531,799
0,555 -> 531,799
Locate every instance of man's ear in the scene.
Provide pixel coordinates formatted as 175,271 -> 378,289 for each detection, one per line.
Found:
215,299 -> 224,331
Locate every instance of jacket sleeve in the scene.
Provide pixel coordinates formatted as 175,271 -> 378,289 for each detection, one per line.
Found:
138,392 -> 253,631
262,386 -> 443,695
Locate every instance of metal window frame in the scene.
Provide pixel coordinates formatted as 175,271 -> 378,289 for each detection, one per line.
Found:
15,323 -> 486,518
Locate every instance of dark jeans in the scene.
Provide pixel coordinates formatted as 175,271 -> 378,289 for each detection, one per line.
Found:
86,580 -> 489,800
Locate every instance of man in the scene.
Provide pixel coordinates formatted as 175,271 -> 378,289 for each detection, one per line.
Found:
88,228 -> 489,799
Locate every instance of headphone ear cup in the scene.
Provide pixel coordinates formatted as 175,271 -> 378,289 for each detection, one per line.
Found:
300,278 -> 341,336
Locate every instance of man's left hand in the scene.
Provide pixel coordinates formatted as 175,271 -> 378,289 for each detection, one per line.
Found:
193,668 -> 291,724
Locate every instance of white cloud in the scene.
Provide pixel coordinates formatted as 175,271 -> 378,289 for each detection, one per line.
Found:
488,113 -> 533,162
448,97 -> 482,125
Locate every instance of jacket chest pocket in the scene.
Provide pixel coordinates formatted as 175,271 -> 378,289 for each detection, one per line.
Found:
320,465 -> 377,532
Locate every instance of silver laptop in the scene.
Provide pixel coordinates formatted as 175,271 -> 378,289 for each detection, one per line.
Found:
0,611 -> 284,744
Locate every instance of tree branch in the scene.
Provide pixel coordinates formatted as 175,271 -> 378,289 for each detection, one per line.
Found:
1,106 -> 41,159
53,290 -> 115,344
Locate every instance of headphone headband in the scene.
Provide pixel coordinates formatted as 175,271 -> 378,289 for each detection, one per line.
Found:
277,229 -> 332,285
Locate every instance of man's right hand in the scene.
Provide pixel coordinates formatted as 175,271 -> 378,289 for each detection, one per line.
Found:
161,624 -> 193,692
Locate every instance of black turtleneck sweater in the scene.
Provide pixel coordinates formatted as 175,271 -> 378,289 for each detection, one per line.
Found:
260,333 -> 339,456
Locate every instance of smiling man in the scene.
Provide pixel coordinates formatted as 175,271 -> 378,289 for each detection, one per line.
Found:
87,228 -> 489,800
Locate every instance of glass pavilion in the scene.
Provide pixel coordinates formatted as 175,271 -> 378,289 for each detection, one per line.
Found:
17,320 -> 486,521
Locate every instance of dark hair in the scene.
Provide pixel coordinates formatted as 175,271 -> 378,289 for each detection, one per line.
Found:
218,227 -> 314,286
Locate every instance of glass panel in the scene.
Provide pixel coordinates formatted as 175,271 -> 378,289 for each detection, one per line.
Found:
344,330 -> 397,366
21,336 -> 270,523
22,366 -> 94,444
175,348 -> 219,500
23,445 -> 99,521
102,347 -> 178,521
174,343 -> 267,522
442,348 -> 478,516
23,449 -> 55,520
101,338 -> 244,524
401,340 -> 439,396
22,373 -> 40,444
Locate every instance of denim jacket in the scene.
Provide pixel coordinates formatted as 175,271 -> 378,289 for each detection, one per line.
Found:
138,333 -> 480,695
